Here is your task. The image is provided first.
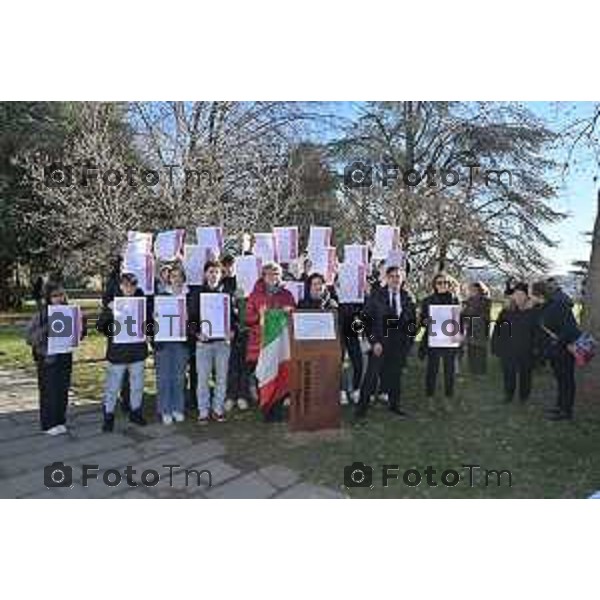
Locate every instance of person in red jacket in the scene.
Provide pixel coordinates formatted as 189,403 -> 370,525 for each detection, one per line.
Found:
245,262 -> 296,411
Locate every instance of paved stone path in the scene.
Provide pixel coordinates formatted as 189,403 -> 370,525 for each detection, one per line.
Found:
0,367 -> 346,499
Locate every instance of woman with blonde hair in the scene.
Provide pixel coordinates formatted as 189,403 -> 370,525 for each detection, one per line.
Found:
419,272 -> 461,400
154,261 -> 189,424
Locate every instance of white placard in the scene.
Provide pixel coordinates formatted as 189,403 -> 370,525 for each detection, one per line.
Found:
292,311 -> 336,340
273,226 -> 299,263
184,245 -> 217,285
127,231 -> 153,254
47,305 -> 82,355
199,293 -> 231,339
155,229 -> 185,261
196,227 -> 223,254
114,297 -> 147,344
154,295 -> 188,342
253,233 -> 276,263
373,225 -> 400,259
337,263 -> 367,304
386,249 -> 406,269
428,305 -> 463,348
309,246 -> 336,285
344,244 -> 369,265
235,255 -> 262,297
123,251 -> 155,295
307,226 -> 332,251
283,281 -> 305,304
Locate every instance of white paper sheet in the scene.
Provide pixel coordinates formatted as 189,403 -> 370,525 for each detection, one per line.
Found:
283,281 -> 304,304
155,229 -> 185,261
385,249 -> 406,269
154,295 -> 188,342
199,293 -> 230,339
373,225 -> 400,259
127,231 -> 153,254
122,251 -> 155,295
114,297 -> 147,344
308,246 -> 336,285
273,226 -> 299,263
344,244 -> 369,265
47,305 -> 82,355
428,305 -> 463,348
253,232 -> 276,263
337,263 -> 366,304
307,226 -> 332,251
292,311 -> 336,340
184,245 -> 217,285
235,255 -> 262,297
196,226 -> 223,254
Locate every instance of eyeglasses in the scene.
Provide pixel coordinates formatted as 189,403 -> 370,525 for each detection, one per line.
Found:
436,280 -> 450,285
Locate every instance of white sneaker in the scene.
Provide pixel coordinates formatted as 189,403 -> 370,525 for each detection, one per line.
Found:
224,398 -> 235,413
237,398 -> 249,411
351,390 -> 361,404
172,411 -> 185,423
162,414 -> 173,425
45,425 -> 65,436
340,391 -> 349,405
55,424 -> 68,434
379,393 -> 389,404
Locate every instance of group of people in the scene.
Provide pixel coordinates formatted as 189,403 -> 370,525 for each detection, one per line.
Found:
26,252 -> 582,436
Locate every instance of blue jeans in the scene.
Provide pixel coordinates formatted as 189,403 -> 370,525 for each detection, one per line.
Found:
155,342 -> 188,415
196,341 -> 230,418
103,361 -> 145,414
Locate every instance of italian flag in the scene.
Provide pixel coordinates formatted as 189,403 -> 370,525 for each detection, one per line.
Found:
256,309 -> 291,413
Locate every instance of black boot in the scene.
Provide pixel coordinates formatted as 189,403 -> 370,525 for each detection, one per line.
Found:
546,411 -> 573,421
102,411 -> 115,433
129,408 -> 147,426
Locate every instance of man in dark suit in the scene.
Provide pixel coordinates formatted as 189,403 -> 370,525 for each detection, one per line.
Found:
355,266 -> 417,419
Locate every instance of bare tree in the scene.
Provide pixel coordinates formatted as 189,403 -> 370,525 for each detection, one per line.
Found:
21,102 -> 153,279
332,101 -> 563,279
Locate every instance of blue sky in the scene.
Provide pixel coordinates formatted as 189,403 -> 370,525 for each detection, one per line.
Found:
526,101 -> 598,274
323,101 -> 598,274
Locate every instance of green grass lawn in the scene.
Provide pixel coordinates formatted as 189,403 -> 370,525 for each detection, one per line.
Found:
1,323 -> 599,498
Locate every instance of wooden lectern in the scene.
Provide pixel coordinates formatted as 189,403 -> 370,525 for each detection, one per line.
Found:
289,310 -> 341,431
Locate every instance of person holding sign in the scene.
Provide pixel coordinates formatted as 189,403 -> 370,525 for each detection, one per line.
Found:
336,263 -> 367,405
26,281 -> 86,435
189,260 -> 237,424
97,273 -> 149,432
355,266 -> 416,419
221,254 -> 252,412
418,273 -> 461,401
153,263 -> 189,425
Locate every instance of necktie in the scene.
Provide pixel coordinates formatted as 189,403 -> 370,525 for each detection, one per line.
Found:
391,292 -> 398,317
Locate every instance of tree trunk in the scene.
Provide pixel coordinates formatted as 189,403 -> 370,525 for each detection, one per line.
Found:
580,189 -> 600,402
